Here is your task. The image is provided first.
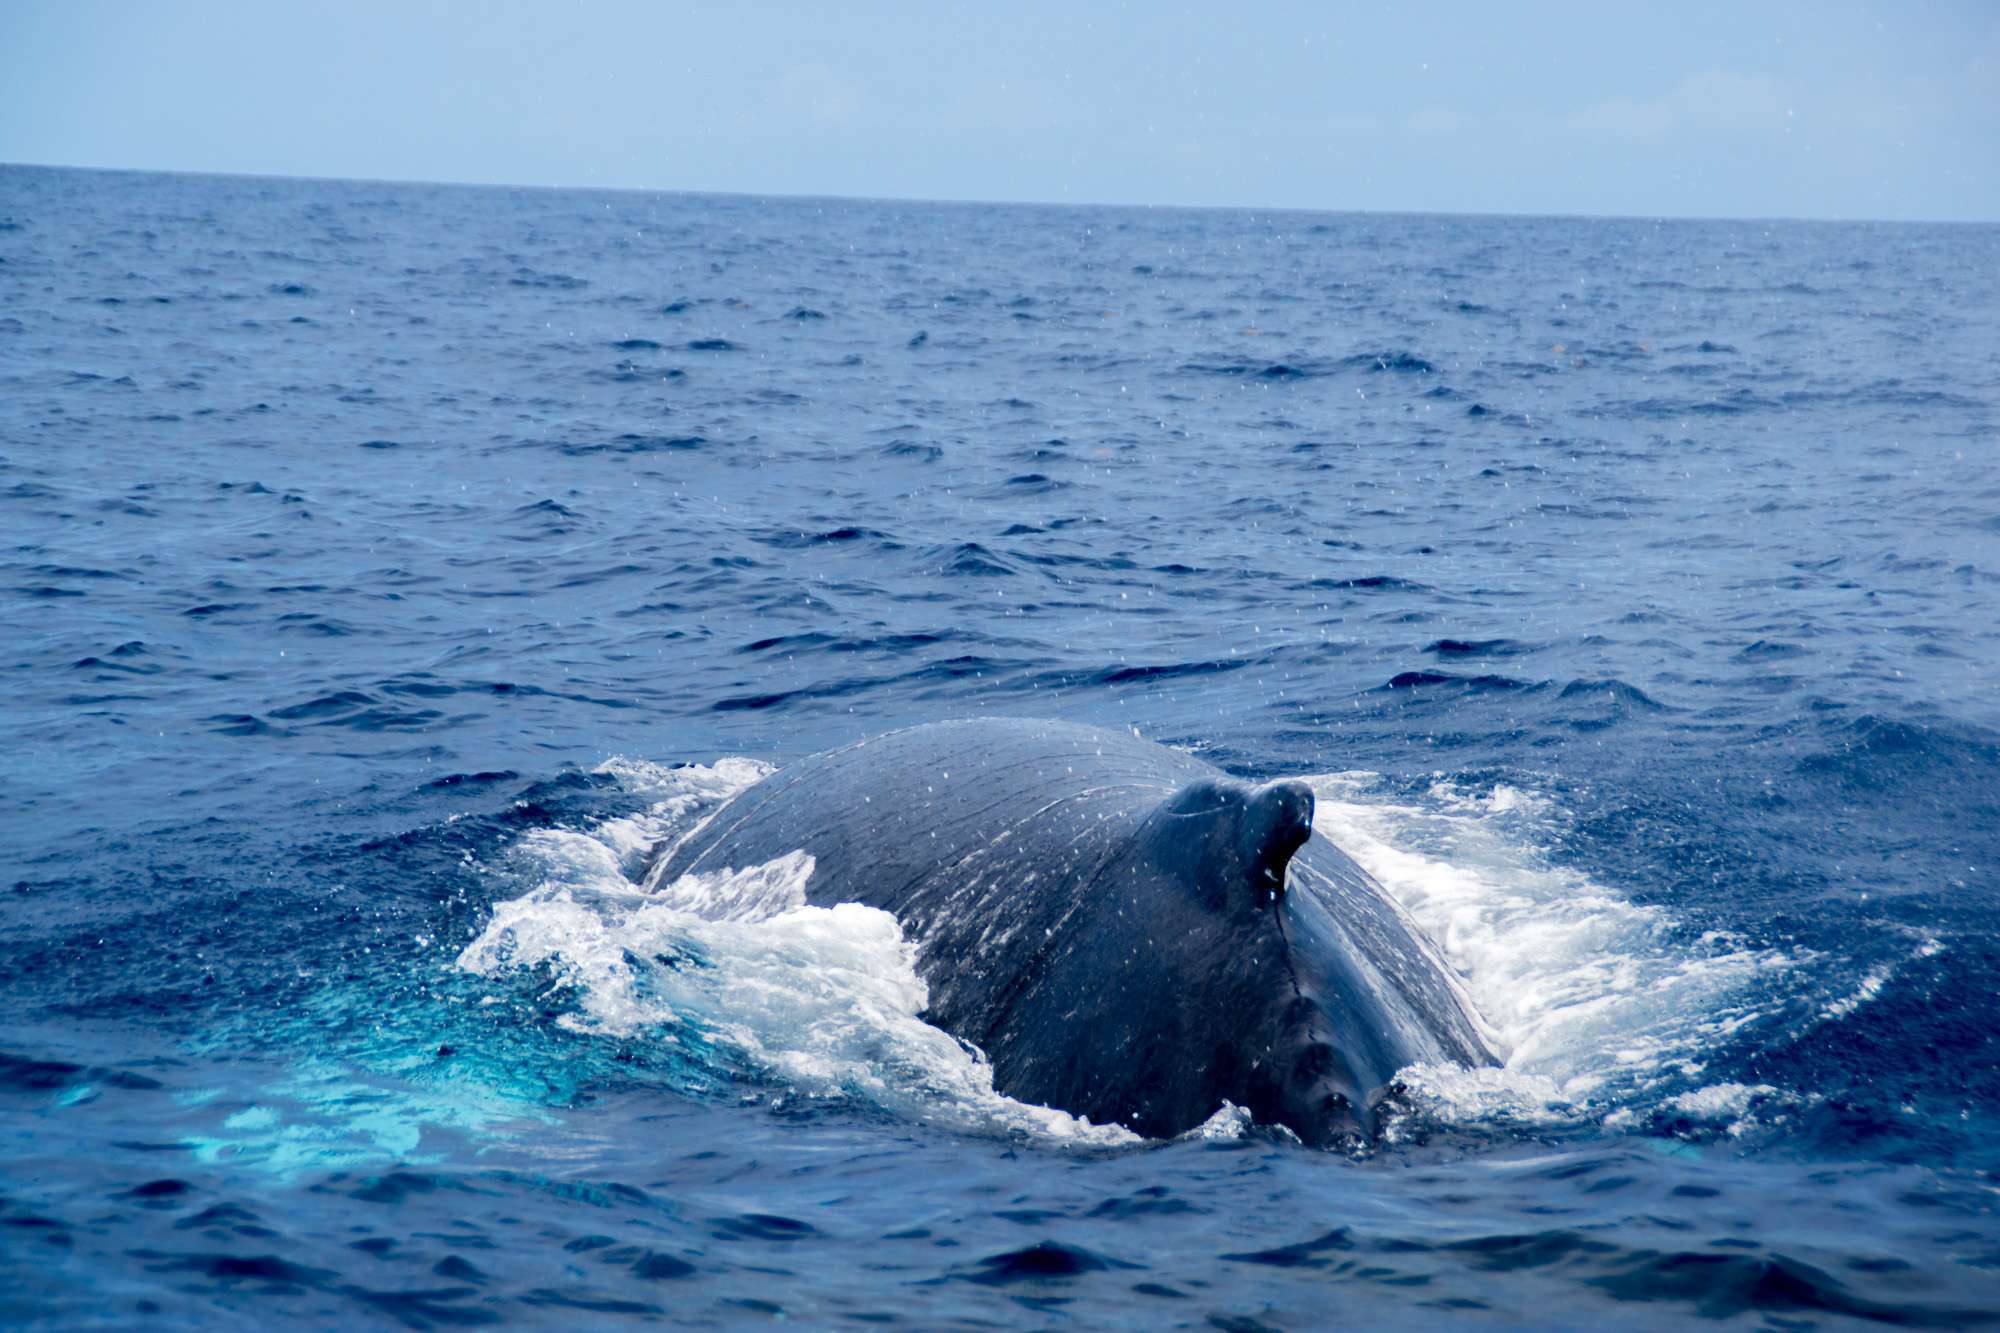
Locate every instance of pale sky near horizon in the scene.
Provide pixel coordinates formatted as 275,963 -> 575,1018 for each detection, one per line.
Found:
2,1 -> 1995,221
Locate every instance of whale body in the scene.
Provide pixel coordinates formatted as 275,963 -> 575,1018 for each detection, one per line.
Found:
646,718 -> 1495,1145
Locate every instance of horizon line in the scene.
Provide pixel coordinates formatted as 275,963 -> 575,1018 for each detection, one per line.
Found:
3,157 -> 1993,230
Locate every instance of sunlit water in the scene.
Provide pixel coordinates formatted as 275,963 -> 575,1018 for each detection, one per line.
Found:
4,164 -> 1999,1326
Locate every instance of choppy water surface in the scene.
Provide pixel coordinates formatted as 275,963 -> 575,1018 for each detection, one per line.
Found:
3,164 -> 1999,1327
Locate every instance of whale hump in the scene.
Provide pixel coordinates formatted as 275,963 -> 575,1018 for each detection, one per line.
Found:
648,718 -> 1494,1145
1153,776 -> 1316,909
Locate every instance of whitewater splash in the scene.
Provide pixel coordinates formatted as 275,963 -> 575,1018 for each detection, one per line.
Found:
459,755 -> 1800,1145
1306,772 -> 1800,1138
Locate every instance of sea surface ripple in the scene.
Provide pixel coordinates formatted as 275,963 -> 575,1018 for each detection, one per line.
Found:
3,164 -> 1999,1327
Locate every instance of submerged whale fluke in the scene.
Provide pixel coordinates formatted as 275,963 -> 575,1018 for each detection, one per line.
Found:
645,718 -> 1493,1146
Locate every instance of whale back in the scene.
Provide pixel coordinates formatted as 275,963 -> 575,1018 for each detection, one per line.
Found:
648,717 -> 1493,1141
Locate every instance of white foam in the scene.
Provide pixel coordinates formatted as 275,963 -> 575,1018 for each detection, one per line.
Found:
457,758 -> 1136,1147
1668,1081 -> 1782,1122
1821,966 -> 1890,1021
1182,1101 -> 1253,1140
1305,772 -> 1799,1130
651,850 -> 816,921
589,755 -> 774,872
1818,934 -> 1940,1022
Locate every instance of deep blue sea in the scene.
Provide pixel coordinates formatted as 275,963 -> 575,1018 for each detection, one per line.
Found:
3,163 -> 1999,1328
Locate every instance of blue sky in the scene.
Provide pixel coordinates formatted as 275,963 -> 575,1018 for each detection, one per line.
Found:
3,1 -> 1994,220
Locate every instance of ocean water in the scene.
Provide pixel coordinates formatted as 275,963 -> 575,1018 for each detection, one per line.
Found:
2,162 -> 1998,1328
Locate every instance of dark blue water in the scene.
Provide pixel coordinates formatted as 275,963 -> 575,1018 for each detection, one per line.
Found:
4,162 -> 1999,1327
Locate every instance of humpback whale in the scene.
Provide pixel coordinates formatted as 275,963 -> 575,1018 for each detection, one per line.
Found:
646,718 -> 1495,1145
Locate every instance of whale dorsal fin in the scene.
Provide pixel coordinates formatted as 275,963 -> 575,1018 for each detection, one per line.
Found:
1154,777 -> 1316,910
1238,779 -> 1315,900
